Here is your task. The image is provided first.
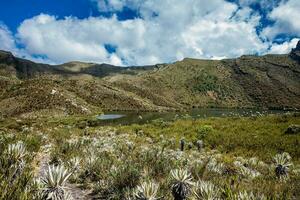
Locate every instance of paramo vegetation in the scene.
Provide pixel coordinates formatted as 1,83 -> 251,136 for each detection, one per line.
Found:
0,112 -> 299,199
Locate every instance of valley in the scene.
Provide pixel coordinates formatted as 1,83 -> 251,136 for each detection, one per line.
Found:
0,42 -> 300,200
0,43 -> 300,118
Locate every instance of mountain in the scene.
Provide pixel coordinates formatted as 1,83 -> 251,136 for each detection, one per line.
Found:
0,42 -> 300,117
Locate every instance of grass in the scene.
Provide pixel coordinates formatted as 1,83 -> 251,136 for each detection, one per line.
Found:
0,134 -> 41,199
119,113 -> 300,162
192,72 -> 219,93
2,52 -> 300,118
0,113 -> 299,199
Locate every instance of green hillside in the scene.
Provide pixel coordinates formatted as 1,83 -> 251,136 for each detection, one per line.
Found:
0,42 -> 300,117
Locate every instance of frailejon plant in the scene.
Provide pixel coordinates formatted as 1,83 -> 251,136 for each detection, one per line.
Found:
273,152 -> 293,180
206,158 -> 225,175
233,159 -> 261,179
170,168 -> 194,200
180,139 -> 185,151
41,165 -> 72,200
67,157 -> 81,172
67,157 -> 81,181
188,142 -> 193,150
0,140 -> 39,199
6,141 -> 27,162
134,181 -> 161,200
196,140 -> 203,151
192,180 -> 220,200
235,191 -> 266,200
31,177 -> 44,199
6,141 -> 27,181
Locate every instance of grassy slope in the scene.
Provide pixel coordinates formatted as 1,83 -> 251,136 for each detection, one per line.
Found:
3,112 -> 297,163
2,113 -> 299,162
0,50 -> 300,117
119,113 -> 300,162
108,55 -> 300,110
1,113 -> 299,199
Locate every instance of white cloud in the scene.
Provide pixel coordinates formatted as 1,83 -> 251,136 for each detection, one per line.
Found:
238,0 -> 282,10
0,23 -> 18,52
182,19 -> 267,58
14,0 -> 273,65
95,0 -> 126,12
0,0 -> 298,66
262,0 -> 300,40
268,38 -> 299,54
0,22 -> 55,64
17,14 -> 133,65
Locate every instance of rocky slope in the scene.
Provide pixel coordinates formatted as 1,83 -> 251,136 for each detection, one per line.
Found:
0,42 -> 299,117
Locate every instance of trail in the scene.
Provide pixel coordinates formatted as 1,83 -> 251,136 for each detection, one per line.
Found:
35,145 -> 92,200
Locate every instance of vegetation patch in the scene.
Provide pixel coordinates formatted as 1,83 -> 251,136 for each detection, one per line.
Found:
0,112 -> 299,199
192,73 -> 219,93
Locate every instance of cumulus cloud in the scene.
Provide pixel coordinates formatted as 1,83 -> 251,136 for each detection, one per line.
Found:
0,23 -> 18,53
237,0 -> 283,10
17,14 -> 131,65
268,38 -> 299,54
262,0 -> 300,40
182,20 -> 267,58
0,0 -> 299,65
94,0 -> 126,12
0,22 -> 55,64
13,0 -> 272,65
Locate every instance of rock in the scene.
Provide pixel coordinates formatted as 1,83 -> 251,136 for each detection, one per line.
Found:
290,40 -> 300,63
51,89 -> 57,95
285,125 -> 300,134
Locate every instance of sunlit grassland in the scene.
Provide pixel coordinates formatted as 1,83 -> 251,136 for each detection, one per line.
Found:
119,113 -> 300,162
0,113 -> 299,199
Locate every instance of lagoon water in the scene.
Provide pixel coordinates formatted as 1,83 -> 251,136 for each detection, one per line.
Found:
96,108 -> 289,125
97,114 -> 125,120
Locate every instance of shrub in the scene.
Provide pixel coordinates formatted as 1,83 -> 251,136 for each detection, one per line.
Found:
196,125 -> 213,140
192,73 -> 219,93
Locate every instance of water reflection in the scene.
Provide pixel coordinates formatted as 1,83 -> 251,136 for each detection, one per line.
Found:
96,114 -> 125,120
96,108 -> 290,125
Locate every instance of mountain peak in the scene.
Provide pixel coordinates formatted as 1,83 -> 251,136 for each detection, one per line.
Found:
0,50 -> 15,65
290,40 -> 300,63
295,40 -> 300,51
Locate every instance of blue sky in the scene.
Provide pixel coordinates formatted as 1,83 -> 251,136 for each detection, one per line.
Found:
0,0 -> 299,66
0,0 -> 99,32
0,0 -> 140,32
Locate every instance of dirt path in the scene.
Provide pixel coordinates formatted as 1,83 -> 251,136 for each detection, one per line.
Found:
36,146 -> 92,200
66,183 -> 92,200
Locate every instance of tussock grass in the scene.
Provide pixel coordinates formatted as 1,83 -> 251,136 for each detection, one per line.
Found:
0,113 -> 299,199
119,114 -> 300,161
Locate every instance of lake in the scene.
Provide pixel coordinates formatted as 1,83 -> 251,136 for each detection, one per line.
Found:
96,108 -> 290,125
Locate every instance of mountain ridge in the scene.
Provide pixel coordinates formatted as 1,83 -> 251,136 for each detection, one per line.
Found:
0,43 -> 300,117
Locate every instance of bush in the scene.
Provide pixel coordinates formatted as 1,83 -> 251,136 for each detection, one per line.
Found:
193,73 -> 218,93
196,125 -> 213,140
